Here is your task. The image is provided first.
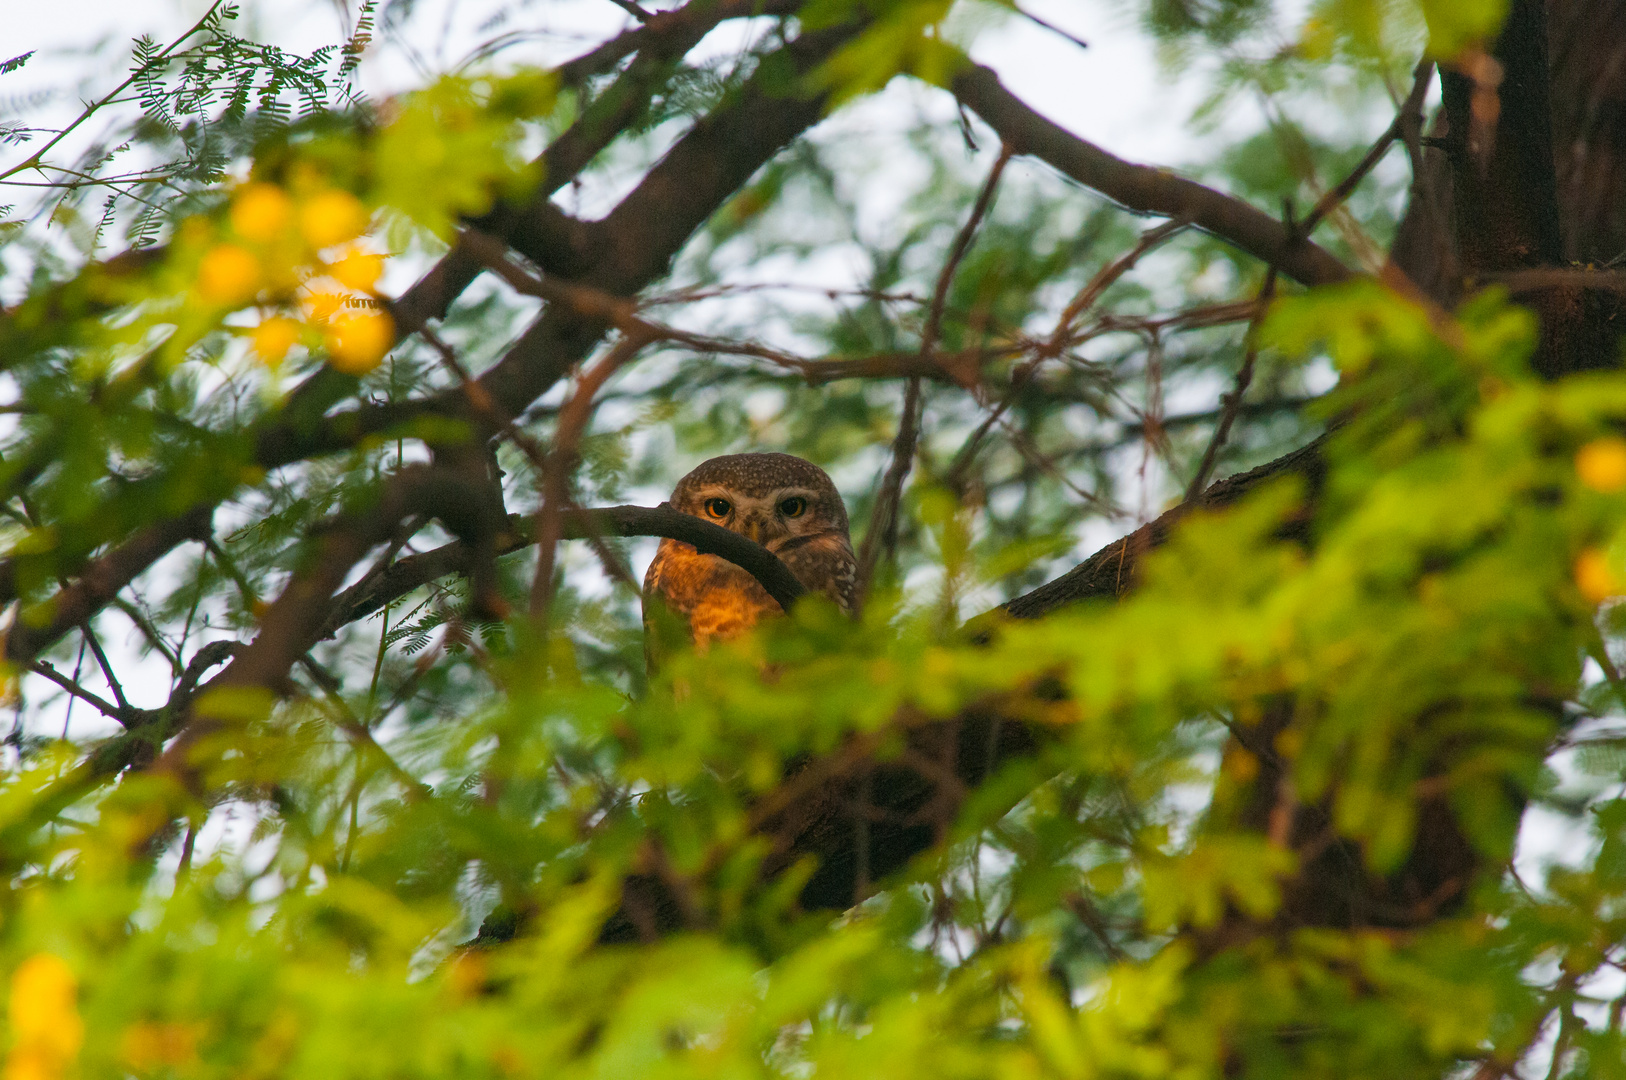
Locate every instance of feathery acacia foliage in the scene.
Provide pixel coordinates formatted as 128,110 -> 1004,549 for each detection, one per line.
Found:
3,0 -> 1626,1078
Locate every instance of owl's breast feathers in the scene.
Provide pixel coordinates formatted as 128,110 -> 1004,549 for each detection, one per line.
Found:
644,531 -> 855,648
774,531 -> 858,615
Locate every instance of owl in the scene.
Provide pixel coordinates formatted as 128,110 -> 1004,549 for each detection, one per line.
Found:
643,453 -> 857,658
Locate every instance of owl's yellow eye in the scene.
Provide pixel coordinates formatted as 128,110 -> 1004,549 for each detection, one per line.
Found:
704,498 -> 732,518
779,496 -> 807,518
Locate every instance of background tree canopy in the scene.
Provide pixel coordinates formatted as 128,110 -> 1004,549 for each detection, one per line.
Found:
6,0 -> 1626,1076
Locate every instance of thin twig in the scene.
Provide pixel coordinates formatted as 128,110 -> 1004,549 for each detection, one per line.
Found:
109,596 -> 181,674
994,415 -> 1110,509
0,0 -> 229,185
640,282 -> 926,307
857,146 -> 1013,595
855,377 -> 924,598
946,217 -> 1190,491
1184,268 -> 1278,502
922,145 -> 1014,359
1296,59 -> 1435,241
529,332 -> 657,620
1010,4 -> 1088,51
464,228 -> 1003,385
563,496 -> 641,592
296,656 -> 432,801
1064,891 -> 1128,961
1048,219 -> 1192,354
28,661 -> 126,724
202,535 -> 262,609
79,626 -> 130,713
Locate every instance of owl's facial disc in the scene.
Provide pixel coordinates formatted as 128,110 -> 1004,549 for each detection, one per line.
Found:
688,484 -> 825,549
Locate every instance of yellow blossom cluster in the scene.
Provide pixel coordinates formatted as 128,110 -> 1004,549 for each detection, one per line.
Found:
1576,548 -> 1620,606
1577,436 -> 1626,494
4,955 -> 82,1080
1575,437 -> 1626,604
194,179 -> 395,375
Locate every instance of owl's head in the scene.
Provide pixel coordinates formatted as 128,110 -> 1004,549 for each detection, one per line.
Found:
669,453 -> 849,550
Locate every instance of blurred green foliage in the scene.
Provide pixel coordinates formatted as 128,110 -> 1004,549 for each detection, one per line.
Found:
1,1 -> 1624,1079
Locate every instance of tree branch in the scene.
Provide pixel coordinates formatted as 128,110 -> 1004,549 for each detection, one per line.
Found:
321,504 -> 807,641
1001,431 -> 1331,620
951,63 -> 1354,288
5,503 -> 214,666
27,660 -> 128,725
1183,268 -> 1278,502
859,144 -> 1013,593
0,16 -> 866,682
146,465 -> 506,783
1297,59 -> 1436,242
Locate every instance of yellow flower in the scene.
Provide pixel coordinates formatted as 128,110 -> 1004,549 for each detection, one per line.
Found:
1576,548 -> 1622,605
300,190 -> 368,249
230,183 -> 293,243
326,310 -> 395,374
10,955 -> 78,1043
197,244 -> 261,306
5,955 -> 82,1080
1577,437 -> 1626,493
330,248 -> 385,292
252,317 -> 302,365
4,1048 -> 54,1080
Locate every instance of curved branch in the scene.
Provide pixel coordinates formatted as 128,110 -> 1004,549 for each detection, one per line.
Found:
322,504 -> 806,639
1001,432 -> 1330,620
950,64 -> 1354,288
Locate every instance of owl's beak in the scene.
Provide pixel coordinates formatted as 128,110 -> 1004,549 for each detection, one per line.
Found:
741,518 -> 763,544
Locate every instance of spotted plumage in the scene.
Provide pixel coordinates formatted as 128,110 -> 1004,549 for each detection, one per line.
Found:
643,453 -> 856,661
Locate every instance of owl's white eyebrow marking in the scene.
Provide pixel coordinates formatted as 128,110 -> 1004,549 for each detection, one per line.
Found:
688,485 -> 819,503
689,484 -> 746,502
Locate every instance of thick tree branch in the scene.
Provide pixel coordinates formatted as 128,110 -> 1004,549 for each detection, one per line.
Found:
148,465 -> 506,783
1,17 -> 863,682
259,18 -> 863,471
1441,0 -> 1624,379
5,503 -> 214,666
321,504 -> 807,640
951,64 -> 1354,288
1442,3 -> 1563,276
1002,432 -> 1330,620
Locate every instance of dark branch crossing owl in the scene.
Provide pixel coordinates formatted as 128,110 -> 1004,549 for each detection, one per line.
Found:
643,453 -> 857,656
